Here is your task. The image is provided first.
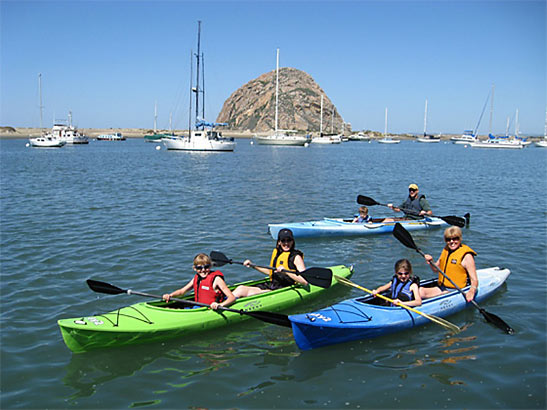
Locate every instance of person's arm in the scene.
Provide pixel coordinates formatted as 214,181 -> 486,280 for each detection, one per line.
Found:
210,277 -> 236,310
243,259 -> 270,276
163,278 -> 194,302
372,281 -> 392,296
419,197 -> 433,216
387,203 -> 401,212
281,254 -> 308,285
424,254 -> 441,273
461,253 -> 478,302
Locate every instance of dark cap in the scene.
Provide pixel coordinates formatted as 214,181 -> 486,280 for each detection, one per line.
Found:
278,228 -> 294,241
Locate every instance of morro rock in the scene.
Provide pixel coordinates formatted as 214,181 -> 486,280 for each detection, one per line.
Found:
216,67 -> 345,133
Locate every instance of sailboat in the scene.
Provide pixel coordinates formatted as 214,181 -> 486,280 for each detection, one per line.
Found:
417,99 -> 440,143
29,74 -> 66,148
536,110 -> 547,148
311,95 -> 341,144
377,108 -> 400,144
162,21 -> 235,152
254,49 -> 310,146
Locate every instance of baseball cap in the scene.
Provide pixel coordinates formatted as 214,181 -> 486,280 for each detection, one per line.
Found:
278,228 -> 294,241
408,184 -> 419,190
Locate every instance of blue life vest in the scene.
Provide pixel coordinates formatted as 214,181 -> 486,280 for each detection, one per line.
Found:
390,275 -> 416,302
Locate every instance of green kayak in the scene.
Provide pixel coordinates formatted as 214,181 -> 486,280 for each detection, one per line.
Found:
58,265 -> 353,353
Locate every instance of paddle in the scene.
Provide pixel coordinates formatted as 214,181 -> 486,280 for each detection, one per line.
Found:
209,251 -> 333,289
333,275 -> 460,333
86,279 -> 291,328
392,223 -> 515,334
356,195 -> 466,228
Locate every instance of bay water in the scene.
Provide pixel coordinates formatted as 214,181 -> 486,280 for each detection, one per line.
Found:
1,138 -> 545,409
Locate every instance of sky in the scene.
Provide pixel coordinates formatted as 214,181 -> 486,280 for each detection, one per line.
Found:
1,0 -> 545,135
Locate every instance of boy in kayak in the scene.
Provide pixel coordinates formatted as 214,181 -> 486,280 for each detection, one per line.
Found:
162,253 -> 236,310
232,228 -> 308,298
387,183 -> 432,220
372,259 -> 422,307
421,226 -> 478,302
352,206 -> 373,223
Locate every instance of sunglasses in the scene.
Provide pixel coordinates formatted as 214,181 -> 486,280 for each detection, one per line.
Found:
194,264 -> 211,270
445,237 -> 461,242
280,238 -> 293,244
396,271 -> 410,276
409,188 -> 417,192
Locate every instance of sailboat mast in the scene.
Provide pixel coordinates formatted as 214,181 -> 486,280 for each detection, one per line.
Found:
275,48 -> 279,134
154,101 -> 157,133
489,84 -> 495,136
195,20 -> 201,129
38,73 -> 43,130
188,49 -> 193,133
201,53 -> 205,121
423,99 -> 428,136
320,95 -> 323,135
384,107 -> 388,137
515,109 -> 519,137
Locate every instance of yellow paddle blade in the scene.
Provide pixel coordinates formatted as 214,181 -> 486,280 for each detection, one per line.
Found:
334,275 -> 461,333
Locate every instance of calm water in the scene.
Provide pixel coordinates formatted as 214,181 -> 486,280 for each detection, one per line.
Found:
1,138 -> 545,409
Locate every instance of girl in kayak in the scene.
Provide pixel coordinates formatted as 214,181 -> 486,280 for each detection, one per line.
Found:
232,228 -> 308,298
421,226 -> 478,302
162,253 -> 236,310
372,259 -> 422,307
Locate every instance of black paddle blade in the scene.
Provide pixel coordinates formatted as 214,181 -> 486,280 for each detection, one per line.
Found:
393,223 -> 419,251
300,267 -> 333,289
479,308 -> 515,334
357,195 -> 379,206
464,213 -> 471,227
210,251 -> 232,267
244,310 -> 292,328
87,279 -> 125,295
440,215 -> 466,228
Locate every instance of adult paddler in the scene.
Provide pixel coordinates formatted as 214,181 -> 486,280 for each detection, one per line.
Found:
388,183 -> 432,219
231,228 -> 308,298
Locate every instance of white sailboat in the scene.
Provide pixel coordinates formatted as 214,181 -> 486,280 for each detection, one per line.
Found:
311,95 -> 341,144
162,21 -> 235,152
377,108 -> 400,144
254,49 -> 310,146
417,99 -> 440,143
29,74 -> 66,148
535,110 -> 547,148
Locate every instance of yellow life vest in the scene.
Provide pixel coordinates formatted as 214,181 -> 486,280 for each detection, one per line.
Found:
438,243 -> 477,288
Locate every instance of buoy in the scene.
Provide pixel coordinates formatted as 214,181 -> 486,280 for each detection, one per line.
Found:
25,143 -> 30,147
250,141 -> 254,145
304,142 -> 309,147
155,145 -> 161,150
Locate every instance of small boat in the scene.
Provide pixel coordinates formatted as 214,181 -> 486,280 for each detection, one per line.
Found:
311,134 -> 342,144
451,130 -> 478,144
268,217 -> 447,239
348,132 -> 371,141
536,139 -> 547,148
289,267 -> 510,350
29,133 -> 66,148
377,108 -> 400,144
58,265 -> 353,353
417,100 -> 440,143
470,135 -> 523,149
97,132 -> 125,141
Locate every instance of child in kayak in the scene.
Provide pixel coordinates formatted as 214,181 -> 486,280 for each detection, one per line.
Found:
352,206 -> 373,223
162,253 -> 236,310
232,228 -> 308,298
372,259 -> 422,307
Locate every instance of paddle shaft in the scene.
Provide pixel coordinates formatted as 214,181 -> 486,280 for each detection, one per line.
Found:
334,275 -> 460,332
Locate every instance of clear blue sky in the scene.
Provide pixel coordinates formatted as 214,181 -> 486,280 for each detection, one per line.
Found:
1,0 -> 545,135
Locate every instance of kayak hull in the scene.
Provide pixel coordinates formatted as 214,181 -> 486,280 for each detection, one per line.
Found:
289,267 -> 510,350
58,265 -> 353,353
268,217 -> 447,239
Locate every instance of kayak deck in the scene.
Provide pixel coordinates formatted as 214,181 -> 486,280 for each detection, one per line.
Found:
289,267 -> 510,350
58,265 -> 353,353
268,217 -> 447,239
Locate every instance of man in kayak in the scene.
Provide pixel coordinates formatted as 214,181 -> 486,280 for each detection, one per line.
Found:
421,226 -> 478,302
387,183 -> 432,220
232,229 -> 308,298
371,259 -> 422,307
162,253 -> 236,310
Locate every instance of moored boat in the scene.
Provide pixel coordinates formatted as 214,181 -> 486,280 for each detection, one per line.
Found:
451,130 -> 478,144
470,135 -> 523,149
29,133 -> 66,148
58,264 -> 353,353
289,267 -> 510,350
97,132 -> 125,141
268,217 -> 447,239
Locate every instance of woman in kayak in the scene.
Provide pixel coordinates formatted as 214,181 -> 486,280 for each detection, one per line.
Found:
421,226 -> 478,302
162,253 -> 236,310
232,228 -> 308,298
372,259 -> 422,307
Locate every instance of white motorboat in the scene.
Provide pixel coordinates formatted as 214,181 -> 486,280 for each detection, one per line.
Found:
97,132 -> 125,141
536,139 -> 547,148
470,136 -> 524,149
53,113 -> 89,144
348,132 -> 371,141
451,130 -> 478,144
255,49 -> 308,146
311,135 -> 342,144
29,133 -> 66,148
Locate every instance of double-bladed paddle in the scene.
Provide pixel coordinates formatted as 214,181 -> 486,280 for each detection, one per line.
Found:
86,279 -> 291,328
209,251 -> 333,289
333,275 -> 461,333
356,195 -> 468,228
392,223 -> 515,334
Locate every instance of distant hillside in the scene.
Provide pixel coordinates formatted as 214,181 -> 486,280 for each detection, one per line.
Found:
216,67 -> 345,133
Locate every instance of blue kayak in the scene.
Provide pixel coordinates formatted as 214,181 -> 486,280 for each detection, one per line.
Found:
268,217 -> 447,239
289,267 -> 510,350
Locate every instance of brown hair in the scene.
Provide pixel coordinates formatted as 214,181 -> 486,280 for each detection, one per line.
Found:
443,226 -> 462,241
193,253 -> 211,266
394,258 -> 413,274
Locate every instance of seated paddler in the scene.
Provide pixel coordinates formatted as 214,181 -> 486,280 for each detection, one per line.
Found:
372,259 -> 422,307
232,228 -> 308,298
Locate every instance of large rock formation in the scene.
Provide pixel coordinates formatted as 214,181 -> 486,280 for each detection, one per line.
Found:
216,67 -> 345,133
